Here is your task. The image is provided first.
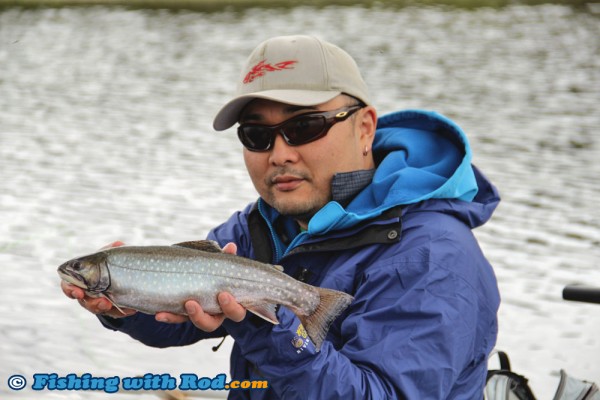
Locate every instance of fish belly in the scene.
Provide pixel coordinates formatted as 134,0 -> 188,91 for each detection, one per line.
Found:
104,252 -> 319,316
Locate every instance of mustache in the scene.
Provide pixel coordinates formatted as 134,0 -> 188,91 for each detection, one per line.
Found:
265,168 -> 311,185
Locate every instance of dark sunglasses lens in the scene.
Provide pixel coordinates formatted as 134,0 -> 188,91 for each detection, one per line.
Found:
239,126 -> 273,151
284,116 -> 326,145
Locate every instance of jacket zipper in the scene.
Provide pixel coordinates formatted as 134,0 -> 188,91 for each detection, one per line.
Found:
257,199 -> 283,263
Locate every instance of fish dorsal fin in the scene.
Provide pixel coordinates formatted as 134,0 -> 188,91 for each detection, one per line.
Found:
272,264 -> 284,272
173,240 -> 223,253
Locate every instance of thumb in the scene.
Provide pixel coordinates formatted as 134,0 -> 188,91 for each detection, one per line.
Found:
222,242 -> 237,255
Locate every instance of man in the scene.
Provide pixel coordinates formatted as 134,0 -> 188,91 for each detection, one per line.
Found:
62,35 -> 501,399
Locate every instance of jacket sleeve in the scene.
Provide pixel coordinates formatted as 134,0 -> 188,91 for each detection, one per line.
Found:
221,224 -> 499,399
97,313 -> 225,348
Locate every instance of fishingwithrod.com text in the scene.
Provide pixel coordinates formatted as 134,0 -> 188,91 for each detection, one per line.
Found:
6,372 -> 269,393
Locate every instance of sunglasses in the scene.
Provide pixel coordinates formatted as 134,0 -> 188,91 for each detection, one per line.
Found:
237,105 -> 363,152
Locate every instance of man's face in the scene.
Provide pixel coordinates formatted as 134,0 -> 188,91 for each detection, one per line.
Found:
239,96 -> 375,228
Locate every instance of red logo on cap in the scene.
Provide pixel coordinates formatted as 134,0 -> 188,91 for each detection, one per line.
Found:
243,60 -> 297,84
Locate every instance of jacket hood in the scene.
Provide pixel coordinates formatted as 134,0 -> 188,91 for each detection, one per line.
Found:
307,109 -> 495,235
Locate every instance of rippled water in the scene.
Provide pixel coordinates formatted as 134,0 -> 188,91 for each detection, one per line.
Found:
1,4 -> 599,399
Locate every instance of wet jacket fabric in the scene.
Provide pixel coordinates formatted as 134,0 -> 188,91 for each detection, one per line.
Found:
100,109 -> 501,399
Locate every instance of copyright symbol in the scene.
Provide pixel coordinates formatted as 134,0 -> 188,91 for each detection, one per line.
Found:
7,375 -> 27,390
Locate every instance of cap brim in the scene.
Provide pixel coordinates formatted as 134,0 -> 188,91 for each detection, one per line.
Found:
212,90 -> 342,131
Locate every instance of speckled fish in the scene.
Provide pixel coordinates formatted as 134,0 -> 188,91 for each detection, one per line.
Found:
57,240 -> 353,351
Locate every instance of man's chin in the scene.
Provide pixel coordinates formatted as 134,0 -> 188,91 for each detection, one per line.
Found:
270,199 -> 324,223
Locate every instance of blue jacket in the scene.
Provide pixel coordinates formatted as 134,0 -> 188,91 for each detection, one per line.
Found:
101,109 -> 501,399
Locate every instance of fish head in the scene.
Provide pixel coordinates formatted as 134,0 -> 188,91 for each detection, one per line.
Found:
57,252 -> 111,294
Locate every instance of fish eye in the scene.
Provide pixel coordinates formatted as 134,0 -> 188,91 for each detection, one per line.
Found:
72,261 -> 82,271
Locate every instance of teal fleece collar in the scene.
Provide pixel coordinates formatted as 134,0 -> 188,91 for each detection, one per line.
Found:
306,109 -> 479,235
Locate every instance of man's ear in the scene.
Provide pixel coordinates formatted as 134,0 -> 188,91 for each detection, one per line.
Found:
358,106 -> 377,145
356,106 -> 377,169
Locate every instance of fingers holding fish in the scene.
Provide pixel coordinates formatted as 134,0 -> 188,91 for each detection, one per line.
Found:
91,300 -> 136,318
98,240 -> 126,250
221,242 -> 238,255
77,296 -> 110,314
77,294 -> 134,317
175,300 -> 227,332
184,293 -> 246,331
216,292 -> 246,323
61,280 -> 84,300
62,281 -> 135,317
155,293 -> 246,332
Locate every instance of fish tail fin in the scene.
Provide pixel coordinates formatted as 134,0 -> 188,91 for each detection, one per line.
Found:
298,288 -> 353,352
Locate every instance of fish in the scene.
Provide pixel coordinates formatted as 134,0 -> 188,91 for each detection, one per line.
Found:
58,240 -> 353,351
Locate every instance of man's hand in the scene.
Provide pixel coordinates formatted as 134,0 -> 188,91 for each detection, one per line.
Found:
155,242 -> 247,331
60,241 -> 136,318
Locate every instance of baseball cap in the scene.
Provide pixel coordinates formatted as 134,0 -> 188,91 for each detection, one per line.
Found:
213,35 -> 371,131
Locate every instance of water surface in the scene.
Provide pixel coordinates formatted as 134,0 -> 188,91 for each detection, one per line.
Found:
1,4 -> 599,399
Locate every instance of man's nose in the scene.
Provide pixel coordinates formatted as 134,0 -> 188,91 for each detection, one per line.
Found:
268,132 -> 300,166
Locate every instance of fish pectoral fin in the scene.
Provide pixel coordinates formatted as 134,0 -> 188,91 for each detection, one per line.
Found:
100,293 -> 127,315
172,240 -> 222,253
246,303 -> 279,325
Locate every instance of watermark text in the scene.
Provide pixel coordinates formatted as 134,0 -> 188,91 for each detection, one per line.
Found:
6,373 -> 268,393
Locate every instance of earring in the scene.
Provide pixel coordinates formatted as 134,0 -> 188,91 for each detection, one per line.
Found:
363,146 -> 369,156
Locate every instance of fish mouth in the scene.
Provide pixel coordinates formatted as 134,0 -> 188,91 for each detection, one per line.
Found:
57,268 -> 89,290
